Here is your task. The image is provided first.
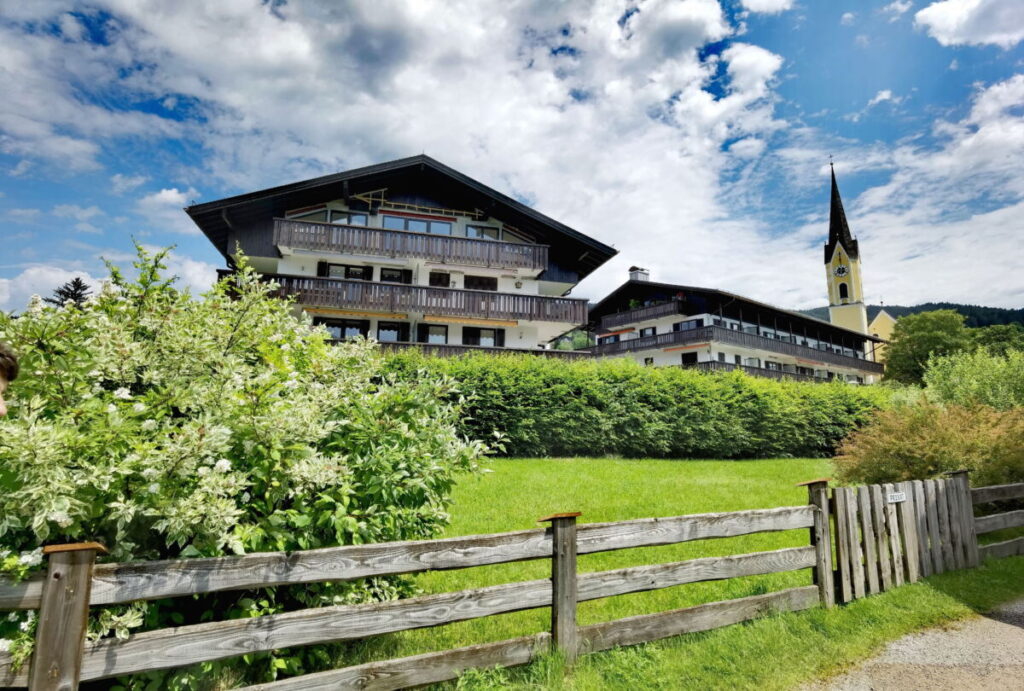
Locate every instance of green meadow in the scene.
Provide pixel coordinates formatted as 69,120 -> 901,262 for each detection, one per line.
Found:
334,458 -> 1024,689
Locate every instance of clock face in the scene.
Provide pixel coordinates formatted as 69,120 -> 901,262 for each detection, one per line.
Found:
833,265 -> 849,277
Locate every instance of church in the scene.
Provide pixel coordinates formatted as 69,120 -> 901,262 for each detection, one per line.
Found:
586,166 -> 887,383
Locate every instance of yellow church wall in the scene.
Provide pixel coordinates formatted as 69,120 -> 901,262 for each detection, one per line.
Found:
825,245 -> 868,336
868,310 -> 897,364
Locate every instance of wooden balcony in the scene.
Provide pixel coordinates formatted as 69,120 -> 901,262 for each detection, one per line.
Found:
588,325 -> 885,374
599,301 -> 685,331
686,361 -> 824,383
377,342 -> 593,359
266,274 -> 588,324
274,218 -> 549,271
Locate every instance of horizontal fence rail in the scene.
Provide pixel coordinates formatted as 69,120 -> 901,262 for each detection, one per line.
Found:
971,480 -> 1024,560
273,218 -> 550,272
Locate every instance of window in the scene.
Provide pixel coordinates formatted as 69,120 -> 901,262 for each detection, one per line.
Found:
672,318 -> 703,332
598,334 -> 620,345
681,352 -> 698,365
429,271 -> 452,288
377,321 -> 410,343
465,275 -> 498,291
382,214 -> 452,235
717,352 -> 726,362
466,225 -> 500,240
502,227 -> 530,244
318,262 -> 372,281
464,327 -> 504,348
765,361 -> 782,371
744,357 -> 761,368
838,282 -> 849,300
289,208 -> 328,222
639,326 -> 656,337
329,210 -> 368,226
417,323 -> 448,345
713,318 -> 722,326
796,366 -> 814,376
379,268 -> 413,284
643,357 -> 654,366
314,318 -> 368,341
734,355 -> 742,365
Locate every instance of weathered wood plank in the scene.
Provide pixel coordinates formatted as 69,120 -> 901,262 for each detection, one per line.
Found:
945,477 -> 967,570
0,575 -> 44,611
576,506 -> 814,555
924,480 -> 944,575
975,510 -> 1024,535
882,484 -> 905,587
870,485 -> 893,591
832,489 -> 853,604
0,649 -> 20,689
856,487 -> 880,595
935,479 -> 956,571
912,480 -> 932,578
949,472 -> 980,568
895,482 -> 920,583
239,634 -> 551,691
805,481 -> 835,608
843,489 -> 865,600
580,586 -> 820,653
971,482 -> 1024,505
29,546 -> 102,691
978,537 -> 1024,561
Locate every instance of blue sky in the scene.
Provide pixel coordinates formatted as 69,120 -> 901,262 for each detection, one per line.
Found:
1,0 -> 1023,311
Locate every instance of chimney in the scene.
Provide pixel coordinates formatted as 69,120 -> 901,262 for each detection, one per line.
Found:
628,266 -> 650,282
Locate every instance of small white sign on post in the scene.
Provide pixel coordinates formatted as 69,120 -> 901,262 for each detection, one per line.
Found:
887,491 -> 907,504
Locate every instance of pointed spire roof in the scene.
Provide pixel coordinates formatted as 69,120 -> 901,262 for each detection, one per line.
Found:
824,163 -> 859,263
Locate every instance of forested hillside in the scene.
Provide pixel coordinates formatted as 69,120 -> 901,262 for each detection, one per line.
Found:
800,302 -> 1024,327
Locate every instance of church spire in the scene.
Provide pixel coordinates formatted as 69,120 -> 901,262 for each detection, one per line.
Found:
824,163 -> 859,263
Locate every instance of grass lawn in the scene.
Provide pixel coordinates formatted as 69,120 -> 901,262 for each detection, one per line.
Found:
337,458 -> 1024,690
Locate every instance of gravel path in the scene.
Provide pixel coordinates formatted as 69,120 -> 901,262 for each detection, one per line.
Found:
807,597 -> 1024,690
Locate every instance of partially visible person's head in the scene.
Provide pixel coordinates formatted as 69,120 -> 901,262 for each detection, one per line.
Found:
0,342 -> 18,417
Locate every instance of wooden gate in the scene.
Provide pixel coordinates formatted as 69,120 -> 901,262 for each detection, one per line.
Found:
831,472 -> 979,603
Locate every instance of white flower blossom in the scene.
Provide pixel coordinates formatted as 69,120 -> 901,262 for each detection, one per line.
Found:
18,549 -> 43,567
88,370 -> 102,378
214,459 -> 232,473
0,638 -> 12,652
114,388 -> 132,400
147,483 -> 160,494
133,402 -> 146,413
197,466 -> 211,477
107,404 -> 117,414
27,294 -> 44,314
63,298 -> 77,308
141,419 -> 157,431
48,511 -> 73,528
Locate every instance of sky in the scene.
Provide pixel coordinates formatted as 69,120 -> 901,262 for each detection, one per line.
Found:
1,0 -> 1024,313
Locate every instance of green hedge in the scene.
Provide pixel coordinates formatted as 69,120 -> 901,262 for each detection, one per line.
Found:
383,352 -> 893,459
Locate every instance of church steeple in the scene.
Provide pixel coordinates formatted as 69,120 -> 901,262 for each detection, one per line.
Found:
823,164 -> 869,335
824,163 -> 859,263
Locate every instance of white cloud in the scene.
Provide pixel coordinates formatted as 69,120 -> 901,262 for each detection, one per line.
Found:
841,12 -> 856,25
868,89 -> 898,107
882,1 -> 914,22
915,0 -> 1024,48
111,173 -> 148,195
0,265 -> 98,312
53,204 -> 103,222
740,0 -> 795,14
136,187 -> 201,235
949,58 -> 960,69
8,208 -> 41,220
845,89 -> 904,122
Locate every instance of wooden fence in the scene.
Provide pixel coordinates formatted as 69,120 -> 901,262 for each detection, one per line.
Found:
1,476 -> 1021,690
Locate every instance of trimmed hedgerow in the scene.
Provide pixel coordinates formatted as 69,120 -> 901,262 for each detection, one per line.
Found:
383,351 -> 892,459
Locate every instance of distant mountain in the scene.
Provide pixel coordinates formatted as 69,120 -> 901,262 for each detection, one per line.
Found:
799,303 -> 1024,328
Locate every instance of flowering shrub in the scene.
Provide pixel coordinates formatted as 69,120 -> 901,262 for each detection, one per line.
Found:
0,246 -> 486,685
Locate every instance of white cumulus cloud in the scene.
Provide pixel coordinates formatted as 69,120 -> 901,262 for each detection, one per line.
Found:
915,0 -> 1024,48
740,0 -> 795,14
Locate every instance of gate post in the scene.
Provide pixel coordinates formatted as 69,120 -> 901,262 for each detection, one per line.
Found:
798,479 -> 835,608
540,512 -> 580,664
29,542 -> 107,691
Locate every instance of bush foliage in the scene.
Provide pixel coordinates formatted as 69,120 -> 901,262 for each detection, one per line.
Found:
0,248 -> 486,685
924,347 -> 1024,410
383,351 -> 892,459
833,401 -> 1024,488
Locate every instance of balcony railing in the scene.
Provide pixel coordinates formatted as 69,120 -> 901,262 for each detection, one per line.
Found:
377,342 -> 593,359
587,325 -> 884,374
265,274 -> 588,324
685,361 -> 824,383
274,218 -> 549,271
599,301 -> 686,331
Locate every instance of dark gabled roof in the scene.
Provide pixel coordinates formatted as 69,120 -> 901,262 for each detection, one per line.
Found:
824,165 -> 859,263
185,154 -> 617,280
590,279 -> 884,342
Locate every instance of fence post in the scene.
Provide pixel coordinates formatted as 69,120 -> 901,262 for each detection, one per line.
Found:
28,542 -> 107,691
947,470 -> 980,568
539,512 -> 580,664
798,479 -> 835,608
